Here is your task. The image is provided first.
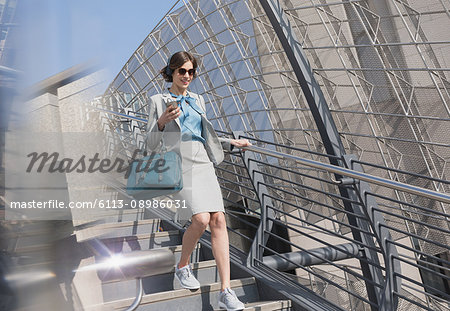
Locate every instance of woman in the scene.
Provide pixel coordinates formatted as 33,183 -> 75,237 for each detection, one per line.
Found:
146,51 -> 250,310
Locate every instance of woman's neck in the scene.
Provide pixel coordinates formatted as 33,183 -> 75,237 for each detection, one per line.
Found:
169,85 -> 187,96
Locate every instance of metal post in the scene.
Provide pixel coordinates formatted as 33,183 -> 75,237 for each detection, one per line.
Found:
233,131 -> 275,266
343,155 -> 401,310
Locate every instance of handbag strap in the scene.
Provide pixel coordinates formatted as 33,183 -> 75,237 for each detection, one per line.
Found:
142,130 -> 168,183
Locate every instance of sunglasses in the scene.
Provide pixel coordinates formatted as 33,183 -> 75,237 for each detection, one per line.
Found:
177,68 -> 196,76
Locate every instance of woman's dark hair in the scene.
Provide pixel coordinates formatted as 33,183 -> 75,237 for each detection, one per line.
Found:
160,51 -> 198,82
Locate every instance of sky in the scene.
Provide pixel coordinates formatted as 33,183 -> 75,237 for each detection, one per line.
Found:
14,0 -> 181,87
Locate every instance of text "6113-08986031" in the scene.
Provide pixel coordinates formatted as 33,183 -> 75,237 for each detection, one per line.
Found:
98,199 -> 187,209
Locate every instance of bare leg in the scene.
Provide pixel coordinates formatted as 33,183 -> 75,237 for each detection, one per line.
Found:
178,213 -> 210,268
209,212 -> 230,291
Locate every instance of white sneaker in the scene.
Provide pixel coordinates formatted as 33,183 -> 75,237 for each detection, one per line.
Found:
218,288 -> 245,310
174,264 -> 200,289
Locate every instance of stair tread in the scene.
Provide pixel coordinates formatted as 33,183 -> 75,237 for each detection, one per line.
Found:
98,242 -> 201,258
214,300 -> 292,311
75,218 -> 163,242
166,243 -> 201,253
93,209 -> 147,222
77,218 -> 161,230
102,230 -> 180,241
103,277 -> 256,309
13,243 -> 54,254
101,246 -> 208,285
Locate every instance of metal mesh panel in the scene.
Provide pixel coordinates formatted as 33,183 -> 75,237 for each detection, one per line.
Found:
281,0 -> 450,260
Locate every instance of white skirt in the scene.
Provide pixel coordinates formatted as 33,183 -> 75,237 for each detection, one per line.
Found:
172,140 -> 225,221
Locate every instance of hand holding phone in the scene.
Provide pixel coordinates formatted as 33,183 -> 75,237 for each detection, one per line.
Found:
158,101 -> 180,131
165,101 -> 178,110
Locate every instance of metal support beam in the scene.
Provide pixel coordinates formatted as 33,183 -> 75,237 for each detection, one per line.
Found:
263,243 -> 362,271
258,0 -> 345,164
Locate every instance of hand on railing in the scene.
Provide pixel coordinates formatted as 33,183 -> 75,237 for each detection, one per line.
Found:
230,139 -> 252,150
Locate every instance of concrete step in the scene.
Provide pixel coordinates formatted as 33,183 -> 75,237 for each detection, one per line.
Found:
9,221 -> 73,259
75,218 -> 163,242
13,232 -> 62,253
88,239 -> 201,261
93,208 -> 147,223
215,300 -> 292,311
101,230 -> 181,253
102,277 -> 259,311
5,221 -> 72,235
11,243 -> 54,258
102,258 -> 217,303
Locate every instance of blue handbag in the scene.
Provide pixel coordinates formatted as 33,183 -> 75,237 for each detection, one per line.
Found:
126,149 -> 183,199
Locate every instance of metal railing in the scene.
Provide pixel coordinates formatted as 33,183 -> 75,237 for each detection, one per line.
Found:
215,130 -> 450,311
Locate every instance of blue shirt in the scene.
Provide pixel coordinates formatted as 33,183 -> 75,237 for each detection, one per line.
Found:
170,92 -> 206,144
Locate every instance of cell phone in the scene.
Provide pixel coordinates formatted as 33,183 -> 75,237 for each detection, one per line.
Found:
165,101 -> 178,109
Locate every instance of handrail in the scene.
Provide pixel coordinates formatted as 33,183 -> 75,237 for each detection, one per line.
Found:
90,106 -> 148,123
240,145 -> 450,204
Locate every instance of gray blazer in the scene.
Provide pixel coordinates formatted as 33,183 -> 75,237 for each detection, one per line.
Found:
146,90 -> 233,165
